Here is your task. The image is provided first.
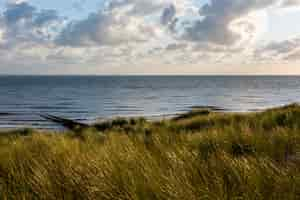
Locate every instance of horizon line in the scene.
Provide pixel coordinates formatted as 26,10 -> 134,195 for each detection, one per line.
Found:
2,74 -> 300,76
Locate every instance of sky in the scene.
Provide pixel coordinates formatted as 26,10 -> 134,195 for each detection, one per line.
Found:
1,0 -> 300,75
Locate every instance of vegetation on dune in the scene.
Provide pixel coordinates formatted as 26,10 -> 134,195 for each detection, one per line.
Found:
0,104 -> 300,199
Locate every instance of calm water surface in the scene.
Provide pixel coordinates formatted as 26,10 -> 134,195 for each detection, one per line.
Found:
1,76 -> 300,129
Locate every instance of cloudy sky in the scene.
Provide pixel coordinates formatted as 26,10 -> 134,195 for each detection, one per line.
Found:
1,0 -> 300,74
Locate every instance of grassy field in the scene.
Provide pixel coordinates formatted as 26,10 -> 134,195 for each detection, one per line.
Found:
0,104 -> 300,199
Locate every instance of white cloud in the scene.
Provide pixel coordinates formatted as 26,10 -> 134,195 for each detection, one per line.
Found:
0,0 -> 300,74
55,0 -> 183,47
281,0 -> 300,7
255,36 -> 300,61
0,1 -> 64,49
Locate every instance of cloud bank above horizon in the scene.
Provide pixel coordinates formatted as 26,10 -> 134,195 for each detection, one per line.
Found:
0,0 -> 300,74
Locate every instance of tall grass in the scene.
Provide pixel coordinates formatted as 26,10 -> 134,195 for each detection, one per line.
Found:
0,104 -> 300,199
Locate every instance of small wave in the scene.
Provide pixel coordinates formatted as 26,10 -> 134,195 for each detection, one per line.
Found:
113,105 -> 140,109
170,95 -> 187,98
28,106 -> 77,110
0,112 -> 14,116
189,105 -> 227,111
104,109 -> 144,112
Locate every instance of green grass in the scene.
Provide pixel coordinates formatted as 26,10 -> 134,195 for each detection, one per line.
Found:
0,104 -> 300,199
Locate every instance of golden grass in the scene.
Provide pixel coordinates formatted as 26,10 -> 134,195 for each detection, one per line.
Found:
0,104 -> 300,199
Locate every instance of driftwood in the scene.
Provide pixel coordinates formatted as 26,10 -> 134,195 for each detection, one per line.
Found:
40,114 -> 89,131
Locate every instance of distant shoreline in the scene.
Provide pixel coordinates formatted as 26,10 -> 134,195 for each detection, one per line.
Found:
0,105 -> 268,131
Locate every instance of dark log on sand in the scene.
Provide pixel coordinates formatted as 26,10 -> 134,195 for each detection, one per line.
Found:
40,114 -> 89,131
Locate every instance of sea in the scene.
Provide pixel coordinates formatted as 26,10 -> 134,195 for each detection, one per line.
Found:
1,75 -> 300,129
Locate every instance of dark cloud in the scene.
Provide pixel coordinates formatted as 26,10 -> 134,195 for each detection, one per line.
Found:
55,12 -> 113,47
161,4 -> 176,25
4,2 -> 36,24
182,0 -> 278,45
46,0 -> 285,48
33,9 -> 60,26
55,0 -> 168,47
4,2 -> 61,26
0,2 -> 63,48
165,43 -> 187,51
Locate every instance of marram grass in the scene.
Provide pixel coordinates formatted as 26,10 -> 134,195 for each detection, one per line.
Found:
0,104 -> 300,199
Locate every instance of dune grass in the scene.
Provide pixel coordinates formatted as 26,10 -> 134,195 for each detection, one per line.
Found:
0,104 -> 300,199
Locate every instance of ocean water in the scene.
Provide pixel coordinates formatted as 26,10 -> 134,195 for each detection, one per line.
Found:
1,75 -> 300,129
